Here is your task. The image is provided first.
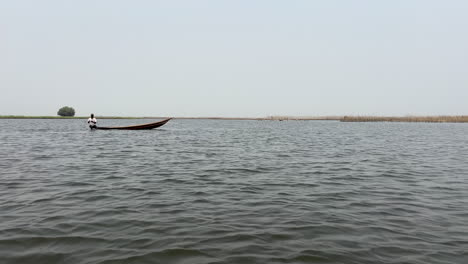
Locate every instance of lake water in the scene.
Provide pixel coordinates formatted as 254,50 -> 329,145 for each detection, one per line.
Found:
1,119 -> 467,264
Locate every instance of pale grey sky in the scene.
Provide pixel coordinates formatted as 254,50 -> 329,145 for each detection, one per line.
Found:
1,0 -> 467,117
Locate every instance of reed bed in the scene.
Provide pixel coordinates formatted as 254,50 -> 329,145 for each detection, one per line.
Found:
341,116 -> 468,123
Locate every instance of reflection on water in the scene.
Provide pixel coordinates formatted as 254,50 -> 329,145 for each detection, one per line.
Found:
1,119 -> 467,264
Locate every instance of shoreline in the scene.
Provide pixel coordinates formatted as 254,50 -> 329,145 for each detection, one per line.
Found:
0,115 -> 467,123
0,116 -> 340,121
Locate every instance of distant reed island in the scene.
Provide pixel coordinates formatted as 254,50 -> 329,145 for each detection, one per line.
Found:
174,115 -> 468,123
1,115 -> 467,123
340,116 -> 468,123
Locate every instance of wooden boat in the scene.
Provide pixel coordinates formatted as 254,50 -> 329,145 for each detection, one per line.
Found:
96,118 -> 172,130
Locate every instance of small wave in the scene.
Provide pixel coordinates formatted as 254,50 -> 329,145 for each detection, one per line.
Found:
96,248 -> 212,264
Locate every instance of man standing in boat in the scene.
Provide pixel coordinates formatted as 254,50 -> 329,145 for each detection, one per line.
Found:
87,114 -> 97,129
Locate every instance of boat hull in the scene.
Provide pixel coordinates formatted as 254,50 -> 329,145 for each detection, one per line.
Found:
96,118 -> 171,130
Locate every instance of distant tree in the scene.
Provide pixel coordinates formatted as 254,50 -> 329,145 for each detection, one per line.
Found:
57,106 -> 75,117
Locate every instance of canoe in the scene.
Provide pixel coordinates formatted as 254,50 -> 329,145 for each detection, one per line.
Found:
96,118 -> 172,130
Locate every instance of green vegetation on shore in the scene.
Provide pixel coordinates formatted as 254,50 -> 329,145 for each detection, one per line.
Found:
57,106 -> 76,117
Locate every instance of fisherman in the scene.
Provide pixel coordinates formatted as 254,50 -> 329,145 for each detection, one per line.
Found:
87,113 -> 97,129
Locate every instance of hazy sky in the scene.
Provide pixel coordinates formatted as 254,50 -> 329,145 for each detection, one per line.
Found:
1,1 -> 467,117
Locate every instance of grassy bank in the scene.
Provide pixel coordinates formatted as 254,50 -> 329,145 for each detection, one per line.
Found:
0,115 -> 151,119
340,116 -> 468,123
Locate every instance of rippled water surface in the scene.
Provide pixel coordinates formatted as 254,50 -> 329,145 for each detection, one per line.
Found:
1,119 -> 467,264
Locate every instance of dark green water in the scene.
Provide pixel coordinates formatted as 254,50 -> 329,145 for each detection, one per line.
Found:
1,119 -> 467,264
